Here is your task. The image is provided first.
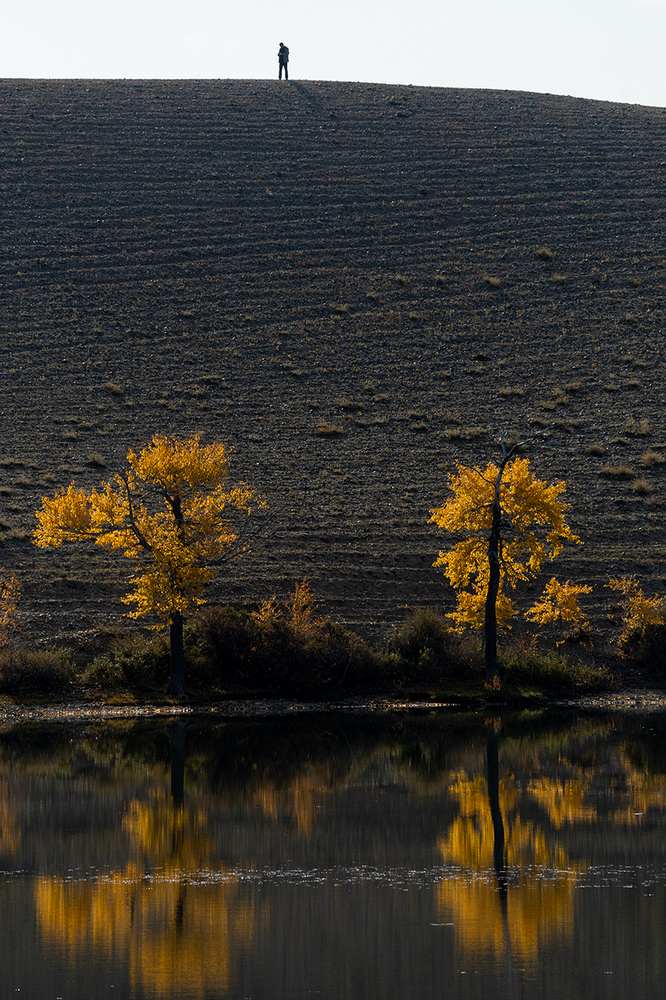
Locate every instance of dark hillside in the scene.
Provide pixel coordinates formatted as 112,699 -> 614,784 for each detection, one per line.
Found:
1,79 -> 665,646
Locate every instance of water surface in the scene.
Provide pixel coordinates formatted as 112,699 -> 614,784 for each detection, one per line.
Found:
1,709 -> 666,999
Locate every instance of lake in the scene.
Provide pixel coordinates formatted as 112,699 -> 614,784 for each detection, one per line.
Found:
1,707 -> 666,999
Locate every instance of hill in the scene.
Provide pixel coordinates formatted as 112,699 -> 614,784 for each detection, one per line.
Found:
1,79 -> 665,650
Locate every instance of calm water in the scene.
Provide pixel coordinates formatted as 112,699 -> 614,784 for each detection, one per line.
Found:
2,708 -> 666,1000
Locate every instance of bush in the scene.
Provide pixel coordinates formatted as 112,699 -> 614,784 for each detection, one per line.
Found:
499,647 -> 612,692
81,654 -> 126,689
79,632 -> 169,690
387,608 -> 466,682
190,604 -> 385,695
621,622 -> 666,674
0,648 -> 74,694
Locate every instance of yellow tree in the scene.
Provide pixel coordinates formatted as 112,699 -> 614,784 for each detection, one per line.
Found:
34,433 -> 266,696
429,439 -> 581,684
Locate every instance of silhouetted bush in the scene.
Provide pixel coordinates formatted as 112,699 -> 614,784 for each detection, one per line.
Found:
190,605 -> 385,695
0,648 -> 74,694
621,622 -> 666,674
80,632 -> 169,690
499,647 -> 612,692
387,608 -> 468,682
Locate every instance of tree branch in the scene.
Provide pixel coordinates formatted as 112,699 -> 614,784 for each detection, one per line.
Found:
118,471 -> 152,551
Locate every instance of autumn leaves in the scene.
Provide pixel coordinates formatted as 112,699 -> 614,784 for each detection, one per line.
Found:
34,433 -> 266,694
29,431 -> 654,693
429,454 -> 589,682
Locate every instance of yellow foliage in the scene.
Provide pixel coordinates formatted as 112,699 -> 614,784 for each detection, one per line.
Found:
34,434 -> 266,625
250,594 -> 282,627
526,776 -> 597,828
526,577 -> 592,629
608,575 -> 666,644
253,771 -> 328,836
288,578 -> 323,639
429,456 -> 580,632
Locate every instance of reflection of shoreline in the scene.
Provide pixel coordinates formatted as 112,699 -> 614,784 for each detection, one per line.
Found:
35,793 -> 262,998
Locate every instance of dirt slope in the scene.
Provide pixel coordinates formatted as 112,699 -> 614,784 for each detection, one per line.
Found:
1,79 -> 665,647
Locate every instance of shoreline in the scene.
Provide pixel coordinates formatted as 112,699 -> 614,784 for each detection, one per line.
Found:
3,688 -> 666,725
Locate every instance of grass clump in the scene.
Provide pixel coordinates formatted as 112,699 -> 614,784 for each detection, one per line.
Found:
625,415 -> 650,436
640,449 -> 665,467
630,478 -> 653,496
600,464 -> 634,480
316,421 -> 345,437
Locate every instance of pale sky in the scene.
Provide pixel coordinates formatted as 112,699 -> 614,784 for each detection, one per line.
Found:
2,0 -> 665,108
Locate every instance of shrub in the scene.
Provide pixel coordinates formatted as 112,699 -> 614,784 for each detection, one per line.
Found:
0,648 -> 74,694
499,648 -> 611,692
640,450 -> 665,468
630,478 -> 653,496
600,464 -> 634,480
79,632 -> 169,690
627,622 -> 666,672
191,597 -> 384,695
608,576 -> 666,659
81,655 -> 126,689
113,636 -> 169,687
625,415 -> 650,436
387,608 -> 466,682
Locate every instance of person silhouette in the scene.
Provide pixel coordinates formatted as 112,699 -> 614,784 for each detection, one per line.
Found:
278,42 -> 289,80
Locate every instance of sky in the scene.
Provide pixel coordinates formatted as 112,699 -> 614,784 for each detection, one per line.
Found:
2,0 -> 666,108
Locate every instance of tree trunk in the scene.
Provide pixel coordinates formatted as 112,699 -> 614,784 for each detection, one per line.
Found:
485,483 -> 502,686
168,610 -> 187,697
484,443 -> 521,688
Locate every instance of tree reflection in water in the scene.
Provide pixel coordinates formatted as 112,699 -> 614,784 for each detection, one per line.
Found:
436,717 -> 583,966
34,721 -> 262,998
1,711 -> 666,999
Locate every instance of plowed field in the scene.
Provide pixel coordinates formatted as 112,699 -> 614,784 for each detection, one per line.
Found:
1,79 -> 665,649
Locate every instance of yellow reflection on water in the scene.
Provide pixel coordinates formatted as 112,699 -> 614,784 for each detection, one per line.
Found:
526,775 -> 597,828
437,773 -> 584,964
609,746 -> 666,825
34,792 -> 262,998
0,781 -> 20,856
253,770 -> 328,835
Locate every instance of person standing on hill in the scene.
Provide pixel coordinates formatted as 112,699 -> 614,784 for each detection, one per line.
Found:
278,42 -> 289,80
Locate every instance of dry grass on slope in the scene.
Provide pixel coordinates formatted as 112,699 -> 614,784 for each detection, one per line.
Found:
0,79 -> 665,649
